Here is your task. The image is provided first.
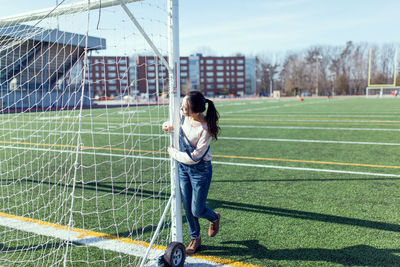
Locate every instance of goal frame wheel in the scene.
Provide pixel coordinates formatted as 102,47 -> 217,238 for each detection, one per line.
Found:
163,242 -> 186,267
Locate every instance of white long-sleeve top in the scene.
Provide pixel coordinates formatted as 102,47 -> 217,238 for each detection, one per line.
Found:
168,115 -> 213,165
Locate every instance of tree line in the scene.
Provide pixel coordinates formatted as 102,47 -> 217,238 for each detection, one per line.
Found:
256,41 -> 399,96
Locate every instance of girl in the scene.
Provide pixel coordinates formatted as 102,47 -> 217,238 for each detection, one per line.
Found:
163,91 -> 220,255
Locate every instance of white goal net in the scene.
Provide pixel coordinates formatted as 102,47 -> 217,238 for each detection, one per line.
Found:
0,0 -> 180,265
366,86 -> 400,98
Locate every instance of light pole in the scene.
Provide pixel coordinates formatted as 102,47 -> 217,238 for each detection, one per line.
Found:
266,68 -> 273,97
313,55 -> 322,96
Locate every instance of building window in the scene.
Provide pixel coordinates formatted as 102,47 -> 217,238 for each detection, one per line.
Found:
206,84 -> 213,89
120,66 -> 127,71
206,72 -> 213,77
108,66 -> 116,71
237,59 -> 244,64
238,84 -> 244,88
147,72 -> 155,77
216,59 -> 224,64
206,78 -> 214,82
216,66 -> 224,71
108,73 -> 117,78
180,59 -> 188,64
217,84 -> 224,89
148,66 -> 155,71
206,59 -> 214,64
120,59 -> 126,64
216,78 -> 224,83
148,79 -> 155,84
109,85 -> 117,90
237,65 -> 244,70
216,72 -> 224,77
237,78 -> 244,82
108,59 -> 115,64
237,72 -> 244,76
181,78 -> 186,83
148,85 -> 156,90
147,59 -> 155,64
181,65 -> 188,71
108,80 -> 116,84
181,72 -> 188,77
206,66 -> 214,70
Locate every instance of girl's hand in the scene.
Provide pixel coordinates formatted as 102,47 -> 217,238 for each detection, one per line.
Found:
167,145 -> 175,156
162,121 -> 174,132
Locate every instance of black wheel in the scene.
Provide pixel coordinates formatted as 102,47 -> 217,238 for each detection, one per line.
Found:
163,242 -> 186,267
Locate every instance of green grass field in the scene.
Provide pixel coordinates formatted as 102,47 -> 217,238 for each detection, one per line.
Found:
0,96 -> 399,266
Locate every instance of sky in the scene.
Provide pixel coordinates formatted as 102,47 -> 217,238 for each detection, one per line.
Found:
1,0 -> 399,57
179,0 -> 400,57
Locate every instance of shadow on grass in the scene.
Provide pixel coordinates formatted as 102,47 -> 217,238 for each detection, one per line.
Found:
201,240 -> 400,266
212,176 -> 400,183
207,199 -> 400,233
13,178 -> 400,233
0,241 -> 76,253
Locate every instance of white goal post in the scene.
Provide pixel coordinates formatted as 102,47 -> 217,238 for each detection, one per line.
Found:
366,86 -> 400,98
0,0 -> 182,266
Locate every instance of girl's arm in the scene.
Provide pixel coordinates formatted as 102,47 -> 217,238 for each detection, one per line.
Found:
168,130 -> 212,165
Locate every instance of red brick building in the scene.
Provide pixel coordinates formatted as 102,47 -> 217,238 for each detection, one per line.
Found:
136,55 -> 245,97
136,56 -> 189,97
87,56 -> 130,97
197,56 -> 245,96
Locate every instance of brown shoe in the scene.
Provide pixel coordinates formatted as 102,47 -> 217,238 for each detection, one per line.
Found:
186,238 -> 201,255
208,212 -> 220,237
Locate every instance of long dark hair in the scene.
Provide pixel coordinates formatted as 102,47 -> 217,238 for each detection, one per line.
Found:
187,91 -> 220,140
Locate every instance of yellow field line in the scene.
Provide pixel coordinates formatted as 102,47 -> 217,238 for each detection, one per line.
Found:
213,154 -> 400,169
2,140 -> 400,170
0,211 -> 260,267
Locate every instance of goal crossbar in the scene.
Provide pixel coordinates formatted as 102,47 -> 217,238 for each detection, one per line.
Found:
0,0 -> 141,26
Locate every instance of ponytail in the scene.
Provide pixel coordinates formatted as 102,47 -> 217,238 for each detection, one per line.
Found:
205,99 -> 220,140
187,91 -> 220,140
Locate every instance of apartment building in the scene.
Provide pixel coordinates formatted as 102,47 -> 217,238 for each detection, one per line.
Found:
87,56 -> 130,97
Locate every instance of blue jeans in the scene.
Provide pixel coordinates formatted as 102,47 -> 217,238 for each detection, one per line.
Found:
178,160 -> 219,239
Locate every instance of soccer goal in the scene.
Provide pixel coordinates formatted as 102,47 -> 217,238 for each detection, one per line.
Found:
366,47 -> 399,98
366,86 -> 400,98
0,0 -> 183,266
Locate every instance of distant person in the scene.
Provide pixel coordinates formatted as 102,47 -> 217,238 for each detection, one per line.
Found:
327,91 -> 331,100
162,91 -> 221,255
395,90 -> 399,97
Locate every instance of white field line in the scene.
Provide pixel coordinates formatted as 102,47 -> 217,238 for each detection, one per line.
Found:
0,213 -> 229,267
223,99 -> 339,114
220,136 -> 400,146
2,128 -> 400,146
1,145 -> 400,178
0,213 -> 162,260
223,114 -> 400,118
222,125 -> 400,132
222,118 -> 400,123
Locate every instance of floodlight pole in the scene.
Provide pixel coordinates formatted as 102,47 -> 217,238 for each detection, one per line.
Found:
313,55 -> 322,96
168,0 -> 183,243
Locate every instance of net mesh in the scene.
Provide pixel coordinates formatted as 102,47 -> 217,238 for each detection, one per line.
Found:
0,0 -> 171,265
